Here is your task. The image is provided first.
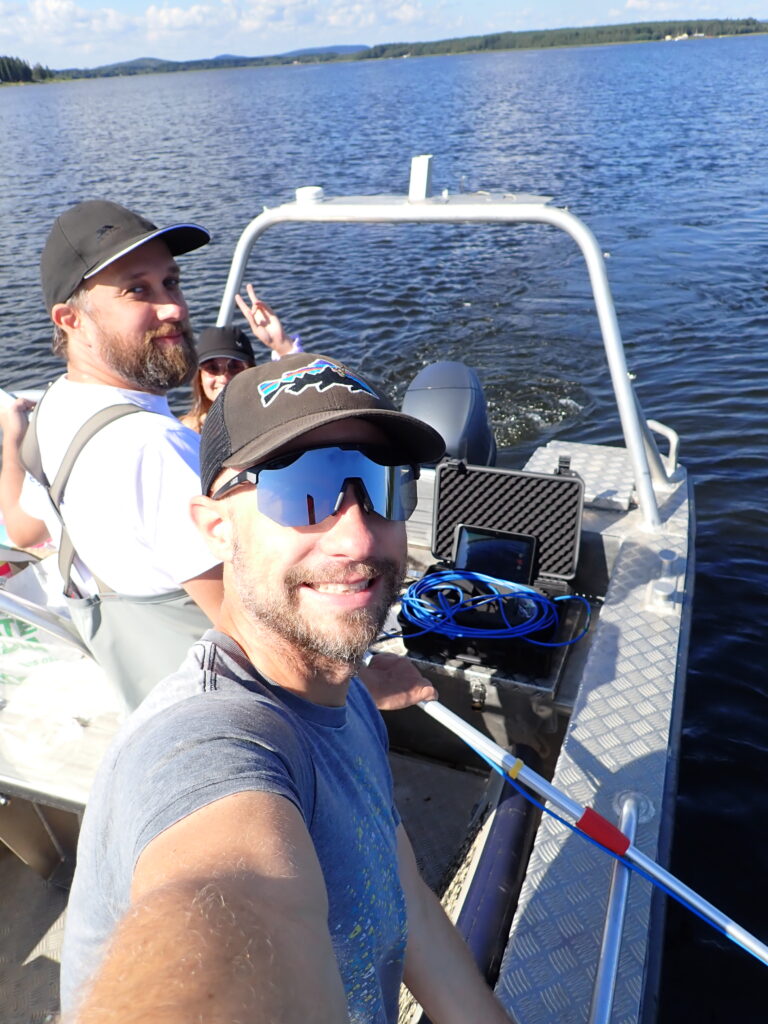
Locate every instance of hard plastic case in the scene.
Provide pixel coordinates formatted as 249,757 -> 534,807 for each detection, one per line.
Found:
400,460 -> 585,678
431,459 -> 584,592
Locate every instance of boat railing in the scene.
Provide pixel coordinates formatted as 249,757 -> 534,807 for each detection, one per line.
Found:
216,155 -> 669,532
630,380 -> 681,486
587,794 -> 640,1024
645,419 -> 680,479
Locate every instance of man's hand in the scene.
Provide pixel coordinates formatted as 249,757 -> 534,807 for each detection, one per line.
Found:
0,395 -> 50,549
0,396 -> 35,446
359,652 -> 437,710
235,284 -> 296,357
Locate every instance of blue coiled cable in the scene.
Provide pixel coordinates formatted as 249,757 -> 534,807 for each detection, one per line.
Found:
388,568 -> 591,646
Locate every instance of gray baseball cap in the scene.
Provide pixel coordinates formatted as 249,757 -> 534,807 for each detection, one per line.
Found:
40,199 -> 210,312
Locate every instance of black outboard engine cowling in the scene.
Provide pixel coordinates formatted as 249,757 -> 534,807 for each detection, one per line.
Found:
401,361 -> 496,466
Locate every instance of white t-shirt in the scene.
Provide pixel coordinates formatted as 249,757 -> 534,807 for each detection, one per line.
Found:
20,376 -> 218,597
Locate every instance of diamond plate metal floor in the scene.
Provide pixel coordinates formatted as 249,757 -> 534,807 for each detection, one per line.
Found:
525,441 -> 635,512
495,452 -> 693,1023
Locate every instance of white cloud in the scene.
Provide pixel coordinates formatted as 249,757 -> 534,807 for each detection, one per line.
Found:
389,2 -> 424,26
145,2 -> 228,36
323,0 -> 428,32
625,0 -> 680,10
0,0 -> 134,56
325,3 -> 378,30
237,0 -> 317,35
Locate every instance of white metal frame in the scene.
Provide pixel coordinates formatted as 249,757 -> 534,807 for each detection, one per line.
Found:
217,156 -> 669,531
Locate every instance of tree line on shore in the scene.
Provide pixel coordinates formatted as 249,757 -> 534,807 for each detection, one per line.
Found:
0,55 -> 54,83
1,18 -> 765,83
366,17 -> 764,59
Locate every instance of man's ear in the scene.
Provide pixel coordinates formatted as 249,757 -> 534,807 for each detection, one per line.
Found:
51,301 -> 83,333
190,495 -> 233,560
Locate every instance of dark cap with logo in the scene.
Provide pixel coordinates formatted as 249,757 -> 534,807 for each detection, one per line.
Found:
40,199 -> 210,313
196,326 -> 255,366
200,352 -> 446,495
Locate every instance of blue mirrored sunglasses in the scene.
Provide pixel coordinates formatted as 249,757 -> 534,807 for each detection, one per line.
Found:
210,444 -> 419,527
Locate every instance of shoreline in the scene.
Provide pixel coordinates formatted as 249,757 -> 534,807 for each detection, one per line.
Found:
6,19 -> 765,84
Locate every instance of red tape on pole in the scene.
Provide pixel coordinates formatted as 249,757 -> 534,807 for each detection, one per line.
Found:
577,807 -> 631,856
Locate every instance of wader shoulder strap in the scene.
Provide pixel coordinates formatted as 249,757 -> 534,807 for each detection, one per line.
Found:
19,384 -> 53,486
48,404 -> 142,507
21,396 -> 143,593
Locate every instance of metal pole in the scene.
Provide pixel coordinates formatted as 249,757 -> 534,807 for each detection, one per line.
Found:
588,796 -> 639,1024
418,700 -> 768,969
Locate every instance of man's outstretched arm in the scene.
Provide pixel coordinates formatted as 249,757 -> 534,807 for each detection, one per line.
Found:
398,824 -> 518,1024
64,791 -> 349,1024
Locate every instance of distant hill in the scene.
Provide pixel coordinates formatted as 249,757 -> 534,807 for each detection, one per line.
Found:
57,46 -> 369,79
212,47 -> 367,59
279,45 -> 368,57
56,56 -> 173,76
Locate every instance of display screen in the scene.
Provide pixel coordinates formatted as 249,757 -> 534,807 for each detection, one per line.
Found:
452,524 -> 538,585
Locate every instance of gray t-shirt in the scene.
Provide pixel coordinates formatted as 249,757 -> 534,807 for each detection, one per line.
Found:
61,631 -> 407,1022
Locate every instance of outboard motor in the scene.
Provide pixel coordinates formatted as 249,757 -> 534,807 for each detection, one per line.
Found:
401,361 -> 496,466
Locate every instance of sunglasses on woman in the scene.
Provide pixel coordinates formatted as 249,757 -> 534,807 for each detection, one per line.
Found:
200,358 -> 250,377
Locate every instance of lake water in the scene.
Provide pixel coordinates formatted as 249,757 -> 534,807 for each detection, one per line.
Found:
2,33 -> 768,1020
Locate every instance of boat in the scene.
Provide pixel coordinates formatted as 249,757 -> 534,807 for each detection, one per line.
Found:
0,156 -> 694,1023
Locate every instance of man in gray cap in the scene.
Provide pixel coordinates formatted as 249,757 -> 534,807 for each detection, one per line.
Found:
61,354 -> 513,1024
0,199 -> 218,704
0,200 -> 431,709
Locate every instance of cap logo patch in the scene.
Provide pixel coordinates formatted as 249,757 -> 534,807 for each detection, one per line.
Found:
257,357 -> 377,408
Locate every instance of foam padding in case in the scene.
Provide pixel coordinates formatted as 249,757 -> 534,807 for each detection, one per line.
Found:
431,460 -> 584,581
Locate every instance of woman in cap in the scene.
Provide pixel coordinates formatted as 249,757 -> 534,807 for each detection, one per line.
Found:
181,287 -> 302,433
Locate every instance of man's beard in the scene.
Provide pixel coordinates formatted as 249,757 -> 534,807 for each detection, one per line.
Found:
232,541 -> 404,667
98,321 -> 197,392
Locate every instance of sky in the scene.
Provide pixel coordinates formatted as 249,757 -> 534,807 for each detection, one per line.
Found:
1,0 -> 766,70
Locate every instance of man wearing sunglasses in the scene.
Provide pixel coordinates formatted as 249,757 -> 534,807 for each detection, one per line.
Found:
61,354 -> 514,1024
0,200 -> 434,710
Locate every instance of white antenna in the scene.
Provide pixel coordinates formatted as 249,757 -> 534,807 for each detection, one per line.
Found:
408,154 -> 433,202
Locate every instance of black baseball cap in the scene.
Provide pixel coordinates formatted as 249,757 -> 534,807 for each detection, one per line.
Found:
200,352 -> 446,495
196,326 -> 255,365
40,199 -> 210,313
